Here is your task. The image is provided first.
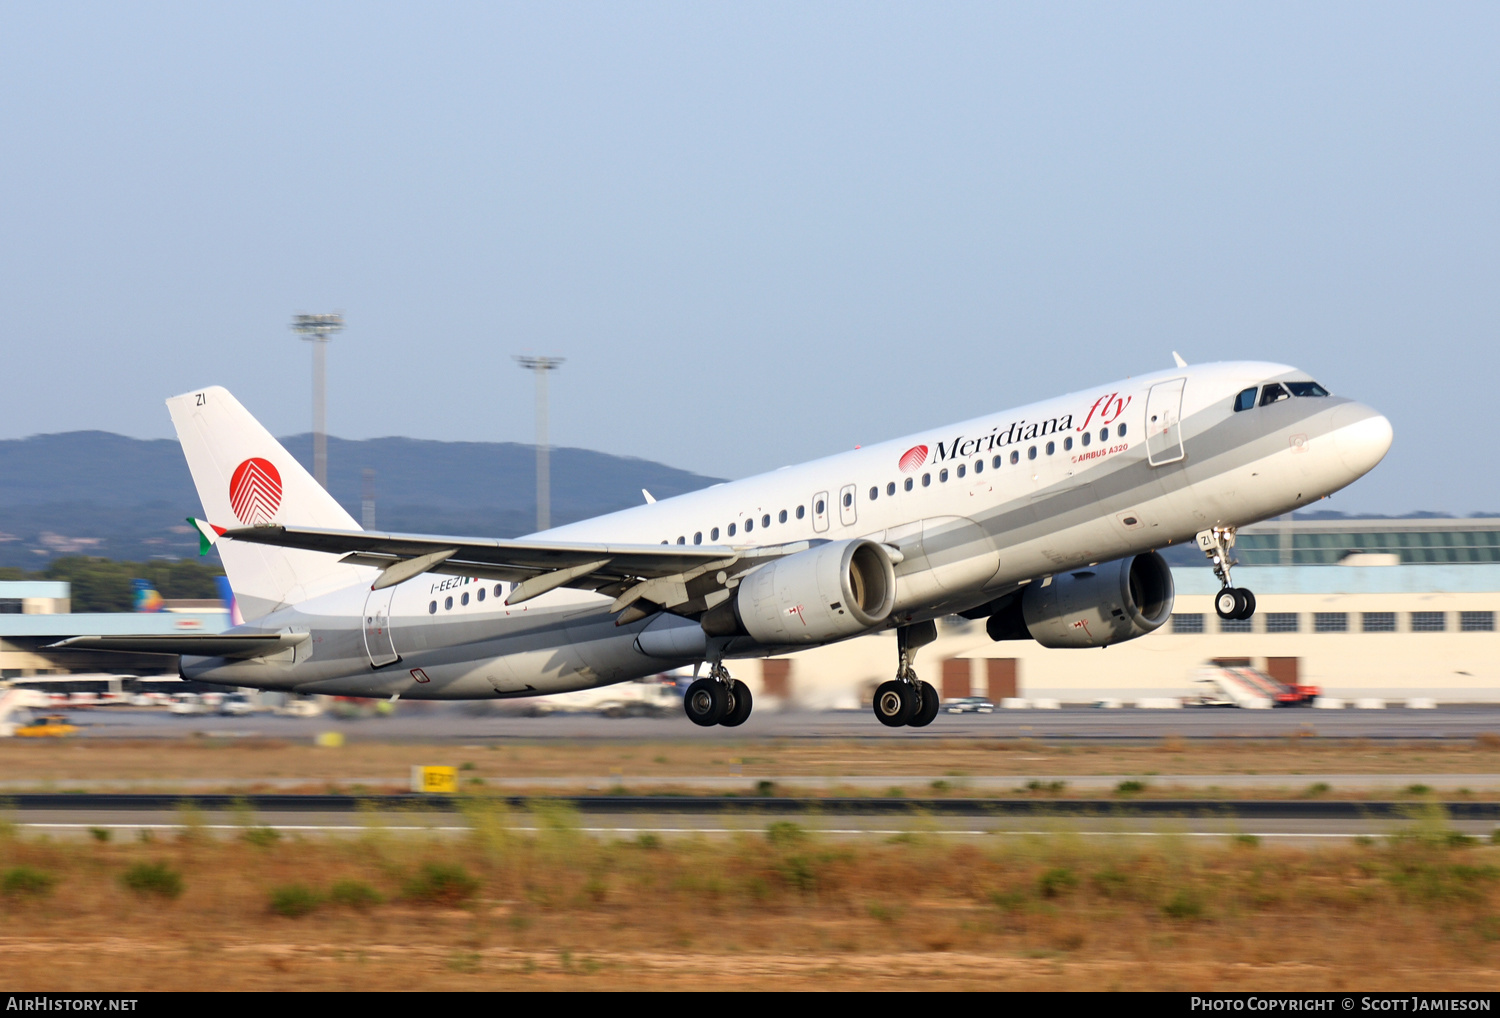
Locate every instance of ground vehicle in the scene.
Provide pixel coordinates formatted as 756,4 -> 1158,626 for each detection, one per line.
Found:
944,697 -> 995,714
219,694 -> 256,716
527,680 -> 681,717
168,694 -> 210,715
15,715 -> 77,737
274,698 -> 323,718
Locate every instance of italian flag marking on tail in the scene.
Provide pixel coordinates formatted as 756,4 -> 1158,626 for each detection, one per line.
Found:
188,518 -> 228,556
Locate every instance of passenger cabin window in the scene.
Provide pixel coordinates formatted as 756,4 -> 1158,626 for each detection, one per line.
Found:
842,492 -> 853,507
728,523 -> 736,537
795,506 -> 805,519
1118,423 -> 1127,436
745,518 -> 754,532
1286,381 -> 1330,397
711,527 -> 720,540
778,510 -> 787,523
477,588 -> 485,602
1081,432 -> 1091,447
992,455 -> 1002,469
1063,437 -> 1072,451
693,532 -> 703,544
922,473 -> 931,487
904,478 -> 914,491
461,592 -> 469,605
429,601 -> 437,614
494,584 -> 503,598
1027,446 -> 1037,460
886,482 -> 896,495
677,536 -> 685,545
1045,441 -> 1054,456
974,460 -> 983,473
1260,383 -> 1291,407
815,499 -> 825,514
444,596 -> 453,610
1099,427 -> 1109,441
1234,387 -> 1257,412
956,464 -> 966,478
762,514 -> 770,528
939,468 -> 948,482
869,487 -> 878,500
1009,450 -> 1019,464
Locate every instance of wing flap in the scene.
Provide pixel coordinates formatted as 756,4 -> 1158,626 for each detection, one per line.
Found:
223,525 -> 737,576
216,524 -> 819,617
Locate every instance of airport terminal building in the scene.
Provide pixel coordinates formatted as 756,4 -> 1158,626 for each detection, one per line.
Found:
752,516 -> 1500,708
1,516 -> 1497,706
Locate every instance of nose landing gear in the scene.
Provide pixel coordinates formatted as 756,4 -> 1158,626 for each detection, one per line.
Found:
873,621 -> 941,729
1199,527 -> 1256,621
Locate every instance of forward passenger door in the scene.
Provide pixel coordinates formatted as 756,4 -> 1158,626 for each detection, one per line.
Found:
1146,378 -> 1187,466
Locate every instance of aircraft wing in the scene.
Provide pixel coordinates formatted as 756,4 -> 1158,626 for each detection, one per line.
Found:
48,634 -> 306,659
203,522 -> 813,622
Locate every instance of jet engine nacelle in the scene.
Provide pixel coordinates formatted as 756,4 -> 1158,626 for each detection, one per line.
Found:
987,552 -> 1175,649
702,538 -> 897,645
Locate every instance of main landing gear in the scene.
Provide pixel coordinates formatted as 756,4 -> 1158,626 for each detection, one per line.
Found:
1198,526 -> 1256,622
873,621 -> 941,729
684,663 -> 753,728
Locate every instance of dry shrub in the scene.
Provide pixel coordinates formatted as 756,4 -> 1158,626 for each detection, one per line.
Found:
403,862 -> 480,906
3,866 -> 57,897
120,861 -> 182,899
1476,733 -> 1500,751
1157,735 -> 1188,754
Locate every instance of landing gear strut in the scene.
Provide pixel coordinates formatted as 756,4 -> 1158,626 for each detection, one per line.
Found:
873,622 -> 941,729
684,660 -> 753,728
1198,527 -> 1256,621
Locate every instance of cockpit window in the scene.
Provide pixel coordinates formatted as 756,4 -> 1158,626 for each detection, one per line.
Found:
1285,381 -> 1330,397
1233,387 -> 1257,412
1259,383 -> 1291,407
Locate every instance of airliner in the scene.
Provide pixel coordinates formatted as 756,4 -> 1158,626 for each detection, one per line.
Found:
57,359 -> 1392,728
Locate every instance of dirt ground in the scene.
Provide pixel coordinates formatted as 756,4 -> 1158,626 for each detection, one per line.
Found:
1,810 -> 1498,991
6,735 -> 1500,790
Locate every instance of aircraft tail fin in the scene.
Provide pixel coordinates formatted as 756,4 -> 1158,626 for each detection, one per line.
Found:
166,387 -> 367,621
132,579 -> 164,613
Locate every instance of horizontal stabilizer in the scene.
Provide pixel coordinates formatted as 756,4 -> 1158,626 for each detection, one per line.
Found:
48,634 -> 307,659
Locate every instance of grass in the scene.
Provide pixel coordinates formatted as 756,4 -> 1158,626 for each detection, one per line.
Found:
0,804 -> 1497,989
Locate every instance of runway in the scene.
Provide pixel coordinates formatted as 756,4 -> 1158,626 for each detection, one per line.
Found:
58,704 -> 1500,741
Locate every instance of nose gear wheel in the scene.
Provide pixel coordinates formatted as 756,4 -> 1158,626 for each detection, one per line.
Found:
1199,527 -> 1256,622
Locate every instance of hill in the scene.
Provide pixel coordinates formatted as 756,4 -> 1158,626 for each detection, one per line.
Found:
0,432 -> 723,567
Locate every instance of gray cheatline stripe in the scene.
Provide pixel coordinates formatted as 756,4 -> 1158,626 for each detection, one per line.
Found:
18,823 -> 1373,839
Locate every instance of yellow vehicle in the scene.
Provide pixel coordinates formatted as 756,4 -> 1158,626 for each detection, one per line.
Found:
15,715 -> 77,738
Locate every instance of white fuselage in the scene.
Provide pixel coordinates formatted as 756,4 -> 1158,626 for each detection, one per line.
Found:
182,361 -> 1392,698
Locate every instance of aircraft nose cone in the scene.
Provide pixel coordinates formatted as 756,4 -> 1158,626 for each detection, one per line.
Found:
1330,403 -> 1393,477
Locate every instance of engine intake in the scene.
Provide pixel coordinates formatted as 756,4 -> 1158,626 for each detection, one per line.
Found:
702,538 -> 896,645
987,552 -> 1175,649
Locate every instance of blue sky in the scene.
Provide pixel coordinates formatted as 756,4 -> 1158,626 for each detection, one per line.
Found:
1,3 -> 1495,513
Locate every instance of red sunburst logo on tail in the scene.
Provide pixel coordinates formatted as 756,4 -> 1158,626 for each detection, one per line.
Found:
898,445 -> 928,473
229,458 -> 282,525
